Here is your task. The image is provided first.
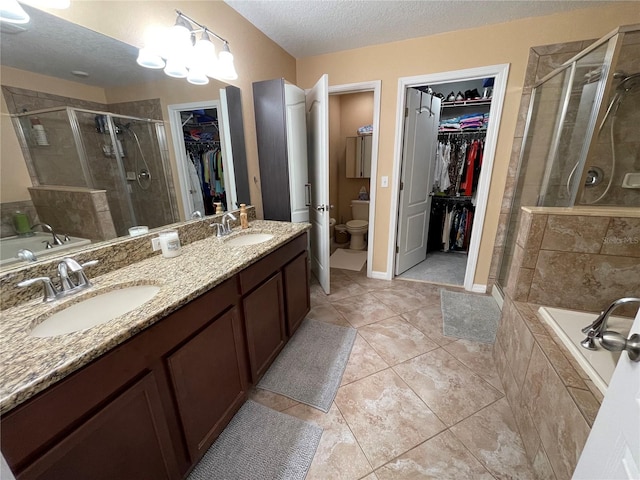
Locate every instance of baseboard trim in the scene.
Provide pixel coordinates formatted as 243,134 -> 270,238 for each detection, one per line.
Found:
370,270 -> 391,280
471,283 -> 487,293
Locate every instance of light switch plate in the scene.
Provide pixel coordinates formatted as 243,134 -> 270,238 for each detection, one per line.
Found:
381,176 -> 389,188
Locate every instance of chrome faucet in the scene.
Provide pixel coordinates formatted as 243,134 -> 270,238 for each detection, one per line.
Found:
581,297 -> 640,350
31,223 -> 64,246
211,212 -> 237,237
222,212 -> 237,234
17,257 -> 99,302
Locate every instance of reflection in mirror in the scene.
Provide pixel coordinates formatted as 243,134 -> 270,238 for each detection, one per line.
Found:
0,4 -> 249,271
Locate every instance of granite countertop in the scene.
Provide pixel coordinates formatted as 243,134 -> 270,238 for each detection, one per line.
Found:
0,220 -> 310,415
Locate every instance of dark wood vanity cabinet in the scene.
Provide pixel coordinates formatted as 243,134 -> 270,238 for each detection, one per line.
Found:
167,305 -> 248,463
17,372 -> 180,480
283,250 -> 310,336
243,272 -> 287,381
1,233 -> 310,479
240,233 -> 310,382
2,277 -> 246,479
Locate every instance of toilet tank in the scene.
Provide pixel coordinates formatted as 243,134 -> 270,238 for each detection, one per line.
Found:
350,200 -> 370,220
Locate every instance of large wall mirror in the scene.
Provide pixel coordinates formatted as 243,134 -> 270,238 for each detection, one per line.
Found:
0,4 -> 250,271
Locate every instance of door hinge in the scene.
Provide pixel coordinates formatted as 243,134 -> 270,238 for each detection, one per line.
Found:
396,245 -> 399,254
400,181 -> 404,190
404,107 -> 408,118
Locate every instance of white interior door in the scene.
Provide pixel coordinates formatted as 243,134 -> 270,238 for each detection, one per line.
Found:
285,84 -> 310,223
395,89 -> 441,275
306,74 -> 330,294
573,308 -> 640,479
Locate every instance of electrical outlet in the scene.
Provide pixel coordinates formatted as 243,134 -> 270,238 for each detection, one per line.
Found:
381,176 -> 389,188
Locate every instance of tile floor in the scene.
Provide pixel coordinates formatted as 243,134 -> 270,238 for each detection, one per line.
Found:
250,267 -> 538,480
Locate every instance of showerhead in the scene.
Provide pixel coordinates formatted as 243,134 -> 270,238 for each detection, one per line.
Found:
615,72 -> 640,93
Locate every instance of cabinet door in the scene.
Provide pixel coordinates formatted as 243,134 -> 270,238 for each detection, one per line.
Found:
283,251 -> 310,336
19,373 -> 179,480
243,272 -> 287,382
167,306 -> 248,463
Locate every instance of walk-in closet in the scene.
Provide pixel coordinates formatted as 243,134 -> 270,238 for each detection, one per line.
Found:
396,77 -> 493,286
181,108 -> 226,215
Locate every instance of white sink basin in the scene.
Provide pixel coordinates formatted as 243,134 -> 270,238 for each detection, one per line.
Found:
225,233 -> 274,246
31,285 -> 160,338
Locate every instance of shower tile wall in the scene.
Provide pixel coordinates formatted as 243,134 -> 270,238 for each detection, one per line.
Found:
506,207 -> 640,313
1,86 -> 106,188
490,39 -> 595,291
28,186 -> 117,241
581,30 -> 640,206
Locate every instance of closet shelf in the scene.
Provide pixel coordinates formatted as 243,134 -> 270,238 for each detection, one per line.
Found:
438,129 -> 487,134
441,99 -> 491,108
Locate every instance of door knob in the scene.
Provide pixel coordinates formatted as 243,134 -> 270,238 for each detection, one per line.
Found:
316,204 -> 328,211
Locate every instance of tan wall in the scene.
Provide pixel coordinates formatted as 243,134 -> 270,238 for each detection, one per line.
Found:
296,2 -> 640,283
1,67 -> 107,203
31,0 -> 297,218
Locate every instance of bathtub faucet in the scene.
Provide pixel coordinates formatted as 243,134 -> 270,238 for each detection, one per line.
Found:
580,297 -> 640,351
31,223 -> 64,246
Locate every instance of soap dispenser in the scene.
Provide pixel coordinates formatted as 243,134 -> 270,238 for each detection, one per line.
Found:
240,204 -> 248,229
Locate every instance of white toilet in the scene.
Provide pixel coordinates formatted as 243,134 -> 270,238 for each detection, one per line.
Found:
346,200 -> 369,250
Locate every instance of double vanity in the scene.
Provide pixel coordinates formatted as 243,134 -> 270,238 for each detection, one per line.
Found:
0,219 -> 311,479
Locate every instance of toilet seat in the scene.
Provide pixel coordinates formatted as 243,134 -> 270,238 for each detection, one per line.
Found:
346,220 -> 368,230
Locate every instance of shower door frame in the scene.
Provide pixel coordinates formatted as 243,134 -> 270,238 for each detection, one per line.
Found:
534,25 -> 634,207
12,107 -> 177,232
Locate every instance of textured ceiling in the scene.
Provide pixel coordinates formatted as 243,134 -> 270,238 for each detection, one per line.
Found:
224,0 -> 610,58
0,1 -> 613,87
0,4 -> 164,88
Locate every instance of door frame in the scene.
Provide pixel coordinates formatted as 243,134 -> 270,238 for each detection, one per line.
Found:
388,64 -> 510,292
328,81 -> 382,278
167,99 -> 234,219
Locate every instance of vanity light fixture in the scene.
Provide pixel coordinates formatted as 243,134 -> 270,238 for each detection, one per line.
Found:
136,10 -> 238,85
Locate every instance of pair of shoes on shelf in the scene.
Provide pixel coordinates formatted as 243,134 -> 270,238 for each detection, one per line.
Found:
464,88 -> 481,100
455,91 -> 465,101
446,91 -> 456,102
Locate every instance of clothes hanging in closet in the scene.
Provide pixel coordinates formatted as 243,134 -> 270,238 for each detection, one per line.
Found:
185,143 -> 226,214
433,134 -> 484,197
427,197 -> 475,253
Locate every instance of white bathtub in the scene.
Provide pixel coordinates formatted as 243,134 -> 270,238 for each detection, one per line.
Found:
538,306 -> 634,395
0,232 -> 91,268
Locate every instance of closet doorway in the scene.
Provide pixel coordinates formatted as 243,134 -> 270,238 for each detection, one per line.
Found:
168,97 -> 237,219
328,81 -> 381,278
391,65 -> 509,292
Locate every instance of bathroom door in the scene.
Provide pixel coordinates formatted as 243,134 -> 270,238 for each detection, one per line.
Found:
395,89 -> 440,275
306,74 -> 330,294
573,309 -> 640,479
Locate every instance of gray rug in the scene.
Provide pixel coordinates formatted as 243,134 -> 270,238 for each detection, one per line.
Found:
188,400 -> 322,480
440,289 -> 500,343
258,318 -> 357,412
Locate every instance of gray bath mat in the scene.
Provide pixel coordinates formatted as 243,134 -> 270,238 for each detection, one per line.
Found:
258,318 -> 357,412
440,289 -> 500,343
188,400 -> 322,480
